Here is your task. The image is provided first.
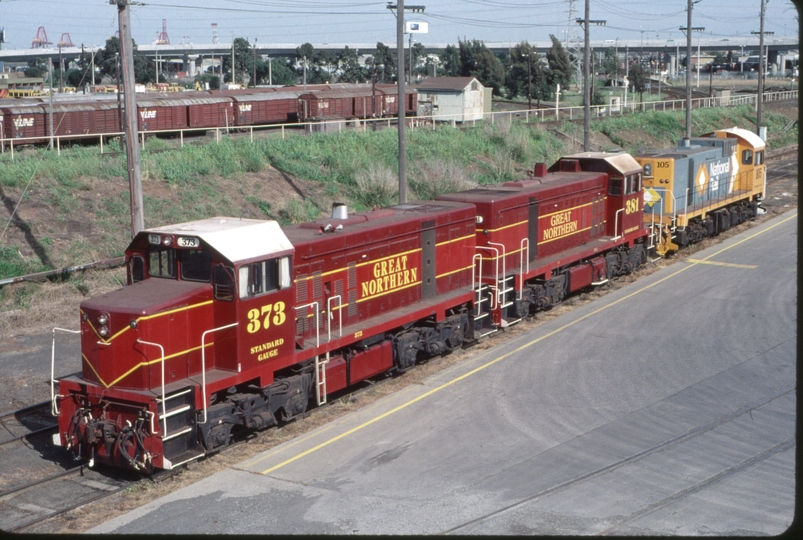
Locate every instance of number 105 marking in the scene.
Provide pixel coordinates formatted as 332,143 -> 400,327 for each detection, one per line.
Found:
247,302 -> 287,333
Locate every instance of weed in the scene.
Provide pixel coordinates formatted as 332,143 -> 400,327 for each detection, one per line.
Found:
352,163 -> 398,208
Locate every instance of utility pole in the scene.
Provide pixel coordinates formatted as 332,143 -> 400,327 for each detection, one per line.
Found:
576,1 -> 605,152
387,2 -> 425,204
58,45 -> 63,93
252,38 -> 257,87
48,59 -> 54,149
111,0 -> 144,237
754,0 -> 768,137
231,37 -> 235,87
680,0 -> 704,141
81,44 -> 86,93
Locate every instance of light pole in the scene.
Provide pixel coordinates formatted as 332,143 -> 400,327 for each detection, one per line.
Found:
576,1 -> 605,152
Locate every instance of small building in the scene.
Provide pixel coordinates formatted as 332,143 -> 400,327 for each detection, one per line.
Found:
415,76 -> 486,123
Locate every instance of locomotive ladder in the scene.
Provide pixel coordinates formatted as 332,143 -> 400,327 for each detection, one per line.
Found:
139,338 -> 206,470
294,301 -> 329,407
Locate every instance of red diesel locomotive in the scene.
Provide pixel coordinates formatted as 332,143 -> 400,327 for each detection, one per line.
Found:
51,152 -> 649,472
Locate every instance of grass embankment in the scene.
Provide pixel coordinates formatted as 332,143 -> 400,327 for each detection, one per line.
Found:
0,104 -> 796,314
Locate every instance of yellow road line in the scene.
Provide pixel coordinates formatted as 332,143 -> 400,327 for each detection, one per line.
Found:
258,212 -> 797,476
686,259 -> 758,269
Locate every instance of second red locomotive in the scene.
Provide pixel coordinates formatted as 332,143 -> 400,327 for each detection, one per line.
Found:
51,152 -> 649,472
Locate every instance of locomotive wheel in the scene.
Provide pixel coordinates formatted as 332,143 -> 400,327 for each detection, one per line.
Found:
395,332 -> 420,371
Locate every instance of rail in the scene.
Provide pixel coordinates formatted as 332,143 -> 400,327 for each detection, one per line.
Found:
1,90 -> 797,159
199,322 -> 238,424
50,327 -> 81,416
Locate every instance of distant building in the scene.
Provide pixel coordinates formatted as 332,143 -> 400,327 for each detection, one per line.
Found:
415,76 -> 488,122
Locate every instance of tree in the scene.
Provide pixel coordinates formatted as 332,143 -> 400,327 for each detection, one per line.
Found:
628,62 -> 649,104
220,37 -> 254,85
338,46 -> 365,83
505,42 -> 552,106
440,44 -> 460,76
94,36 -> 152,84
545,34 -> 573,90
601,47 -> 620,83
24,57 -> 48,78
471,50 -> 504,96
410,42 -> 426,78
453,39 -> 505,96
373,42 -> 396,82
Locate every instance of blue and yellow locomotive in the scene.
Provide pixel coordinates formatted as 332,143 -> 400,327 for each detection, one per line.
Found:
636,128 -> 766,255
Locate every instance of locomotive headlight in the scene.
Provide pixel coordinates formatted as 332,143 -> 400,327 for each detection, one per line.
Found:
98,313 -> 109,326
162,236 -> 172,246
99,326 -> 109,337
475,215 -> 484,224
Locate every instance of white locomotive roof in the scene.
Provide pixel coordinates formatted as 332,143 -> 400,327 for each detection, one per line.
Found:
562,151 -> 643,175
146,217 -> 293,263
716,127 -> 766,149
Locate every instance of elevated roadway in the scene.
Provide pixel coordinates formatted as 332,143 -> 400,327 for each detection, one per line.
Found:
1,36 -> 798,65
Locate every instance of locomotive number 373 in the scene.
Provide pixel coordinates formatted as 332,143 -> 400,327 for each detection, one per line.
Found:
247,302 -> 287,333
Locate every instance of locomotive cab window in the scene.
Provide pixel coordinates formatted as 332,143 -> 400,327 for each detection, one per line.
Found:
129,255 -> 146,284
742,149 -> 753,165
238,256 -> 291,299
608,176 -> 623,196
755,150 -> 764,166
148,247 -> 176,279
625,173 -> 642,195
214,265 -> 236,301
180,249 -> 211,282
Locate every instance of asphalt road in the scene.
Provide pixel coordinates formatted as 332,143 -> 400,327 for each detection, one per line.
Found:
90,210 -> 797,535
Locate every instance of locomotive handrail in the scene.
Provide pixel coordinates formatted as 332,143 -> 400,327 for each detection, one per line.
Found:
326,295 -> 343,342
488,242 -> 508,308
51,327 -> 81,416
199,322 -> 239,425
135,339 -> 167,437
519,238 -> 529,301
475,246 -> 500,309
294,301 -> 320,348
612,208 -> 624,240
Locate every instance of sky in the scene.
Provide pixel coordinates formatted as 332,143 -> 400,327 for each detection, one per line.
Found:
0,0 -> 799,50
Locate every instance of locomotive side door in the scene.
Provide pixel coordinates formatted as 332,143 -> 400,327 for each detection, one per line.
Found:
606,172 -> 643,237
236,256 -> 296,375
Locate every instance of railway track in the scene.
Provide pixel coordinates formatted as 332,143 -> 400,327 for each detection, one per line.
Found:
444,382 -> 797,534
0,401 -> 57,446
0,368 -> 399,533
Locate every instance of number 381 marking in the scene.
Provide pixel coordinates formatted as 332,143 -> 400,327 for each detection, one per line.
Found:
625,198 -> 639,214
247,302 -> 287,333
